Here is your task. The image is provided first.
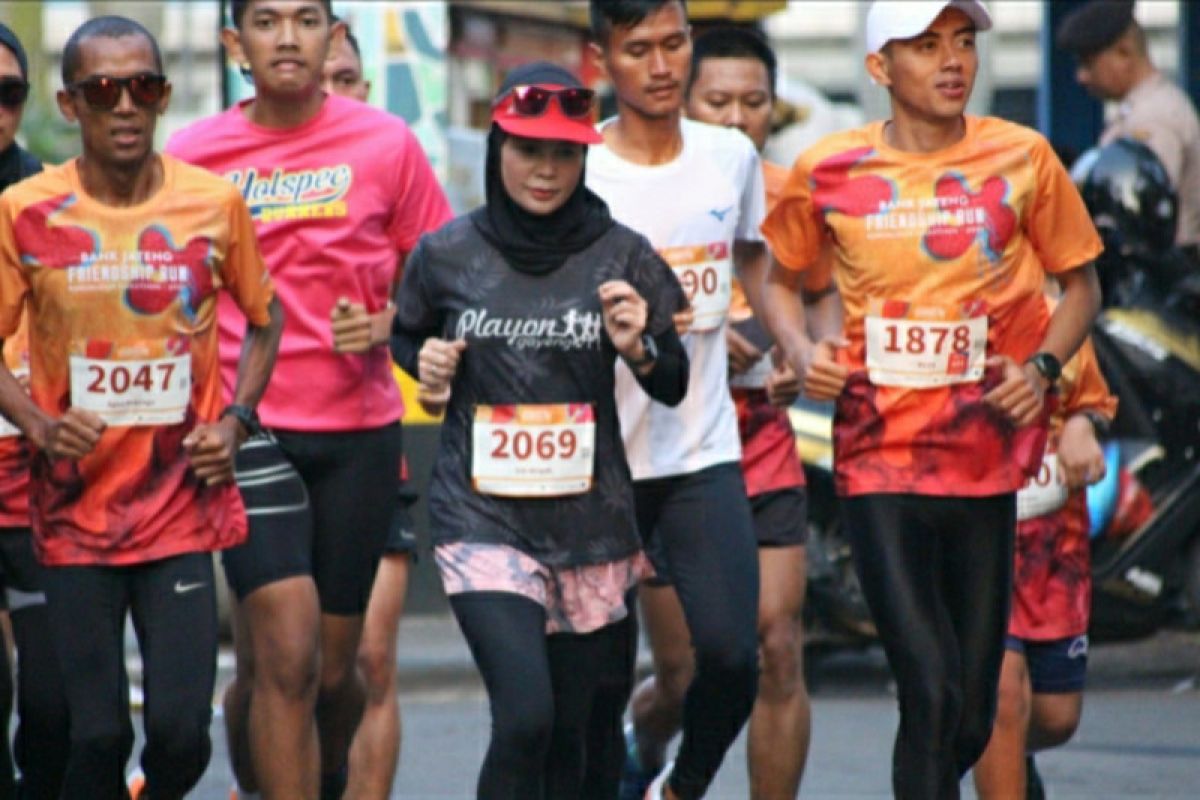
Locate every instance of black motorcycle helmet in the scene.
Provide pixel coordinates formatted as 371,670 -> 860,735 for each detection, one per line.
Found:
1070,138 -> 1178,261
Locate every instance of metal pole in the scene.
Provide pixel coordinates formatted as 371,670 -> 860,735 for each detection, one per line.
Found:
1181,0 -> 1200,109
1037,0 -> 1103,161
218,0 -> 230,109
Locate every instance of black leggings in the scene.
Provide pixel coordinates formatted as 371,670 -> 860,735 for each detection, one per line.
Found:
580,589 -> 640,800
450,592 -> 634,800
842,493 -> 1015,800
43,553 -> 218,800
0,529 -> 70,800
634,462 -> 760,799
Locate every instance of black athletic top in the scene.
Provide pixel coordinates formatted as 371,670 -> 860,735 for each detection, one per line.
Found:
391,217 -> 687,566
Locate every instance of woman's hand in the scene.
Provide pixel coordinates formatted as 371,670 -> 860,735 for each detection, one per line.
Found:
418,338 -> 467,414
598,280 -> 649,360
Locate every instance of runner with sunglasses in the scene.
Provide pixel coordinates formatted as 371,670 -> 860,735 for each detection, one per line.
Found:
585,2 -> 789,798
0,16 -> 282,799
167,2 -> 452,798
761,2 -> 1102,796
391,60 -> 687,799
0,22 -> 71,800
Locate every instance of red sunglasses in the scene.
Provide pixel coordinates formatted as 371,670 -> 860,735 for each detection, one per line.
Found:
495,85 -> 595,119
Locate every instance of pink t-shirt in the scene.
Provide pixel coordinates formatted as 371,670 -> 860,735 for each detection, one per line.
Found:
166,94 -> 453,431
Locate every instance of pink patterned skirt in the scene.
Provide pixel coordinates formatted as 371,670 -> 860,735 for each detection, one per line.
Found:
434,542 -> 652,634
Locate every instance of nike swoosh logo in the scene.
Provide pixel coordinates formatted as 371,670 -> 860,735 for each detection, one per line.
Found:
174,581 -> 206,594
709,206 -> 734,222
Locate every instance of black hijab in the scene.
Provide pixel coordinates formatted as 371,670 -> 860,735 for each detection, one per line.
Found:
470,62 -> 614,275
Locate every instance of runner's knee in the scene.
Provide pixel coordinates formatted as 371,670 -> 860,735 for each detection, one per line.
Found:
1032,705 -> 1081,747
356,636 -> 397,701
144,712 -> 212,787
253,626 -> 320,701
491,691 -> 554,768
992,673 -> 1030,730
757,616 -> 802,699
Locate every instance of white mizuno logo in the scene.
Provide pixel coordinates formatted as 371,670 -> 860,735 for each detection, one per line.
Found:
174,581 -> 206,595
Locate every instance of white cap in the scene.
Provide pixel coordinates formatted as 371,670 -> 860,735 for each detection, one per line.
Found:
865,0 -> 993,53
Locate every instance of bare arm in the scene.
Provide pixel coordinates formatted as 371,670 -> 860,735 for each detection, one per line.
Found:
185,296 -> 284,484
802,283 -> 843,342
763,255 -> 813,375
733,240 -> 769,323
1037,264 -> 1102,367
0,355 -> 51,449
983,263 -> 1101,427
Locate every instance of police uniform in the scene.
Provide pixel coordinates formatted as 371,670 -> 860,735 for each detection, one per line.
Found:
1057,0 -> 1200,251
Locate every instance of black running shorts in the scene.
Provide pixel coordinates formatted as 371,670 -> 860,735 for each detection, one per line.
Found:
223,424 -> 403,615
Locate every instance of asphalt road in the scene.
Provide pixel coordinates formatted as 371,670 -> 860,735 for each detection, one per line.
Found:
166,627 -> 1200,798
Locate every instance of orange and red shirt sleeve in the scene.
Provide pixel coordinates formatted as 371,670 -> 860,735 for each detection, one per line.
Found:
761,152 -> 826,273
1060,336 -> 1118,422
0,194 -> 29,340
220,189 -> 275,328
1026,137 -> 1104,274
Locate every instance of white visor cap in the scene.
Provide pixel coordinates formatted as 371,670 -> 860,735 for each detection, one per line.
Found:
865,0 -> 993,54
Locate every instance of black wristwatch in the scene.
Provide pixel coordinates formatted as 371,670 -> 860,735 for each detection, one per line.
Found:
221,404 -> 262,438
626,333 -> 658,368
1025,352 -> 1062,384
1080,409 -> 1111,438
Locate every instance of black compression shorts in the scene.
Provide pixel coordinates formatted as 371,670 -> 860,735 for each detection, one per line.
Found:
223,424 -> 403,615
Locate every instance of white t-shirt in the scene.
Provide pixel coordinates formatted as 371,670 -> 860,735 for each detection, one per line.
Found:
587,118 -> 766,480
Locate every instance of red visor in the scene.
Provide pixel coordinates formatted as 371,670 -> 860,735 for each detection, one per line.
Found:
491,83 -> 603,146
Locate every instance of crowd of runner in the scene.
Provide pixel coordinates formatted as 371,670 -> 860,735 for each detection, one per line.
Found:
0,0 -> 1139,798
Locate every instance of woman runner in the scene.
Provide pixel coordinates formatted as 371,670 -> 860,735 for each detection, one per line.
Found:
390,61 -> 688,799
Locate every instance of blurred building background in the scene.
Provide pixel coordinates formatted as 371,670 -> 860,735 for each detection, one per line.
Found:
3,0 -> 1189,213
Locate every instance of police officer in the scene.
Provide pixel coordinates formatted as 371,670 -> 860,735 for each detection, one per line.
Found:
1057,0 -> 1200,260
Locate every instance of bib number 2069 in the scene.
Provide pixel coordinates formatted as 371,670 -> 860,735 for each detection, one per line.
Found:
472,404 -> 595,497
489,428 -> 580,461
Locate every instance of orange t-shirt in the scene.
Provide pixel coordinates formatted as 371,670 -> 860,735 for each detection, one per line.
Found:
1011,330 -> 1115,641
762,116 -> 1104,497
0,314 -> 30,528
0,156 -> 275,566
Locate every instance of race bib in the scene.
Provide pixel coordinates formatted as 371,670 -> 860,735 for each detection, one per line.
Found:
1016,449 -> 1069,521
659,243 -> 732,332
70,341 -> 191,426
0,369 -> 26,438
472,404 -> 595,497
729,355 -> 772,389
865,300 -> 987,388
